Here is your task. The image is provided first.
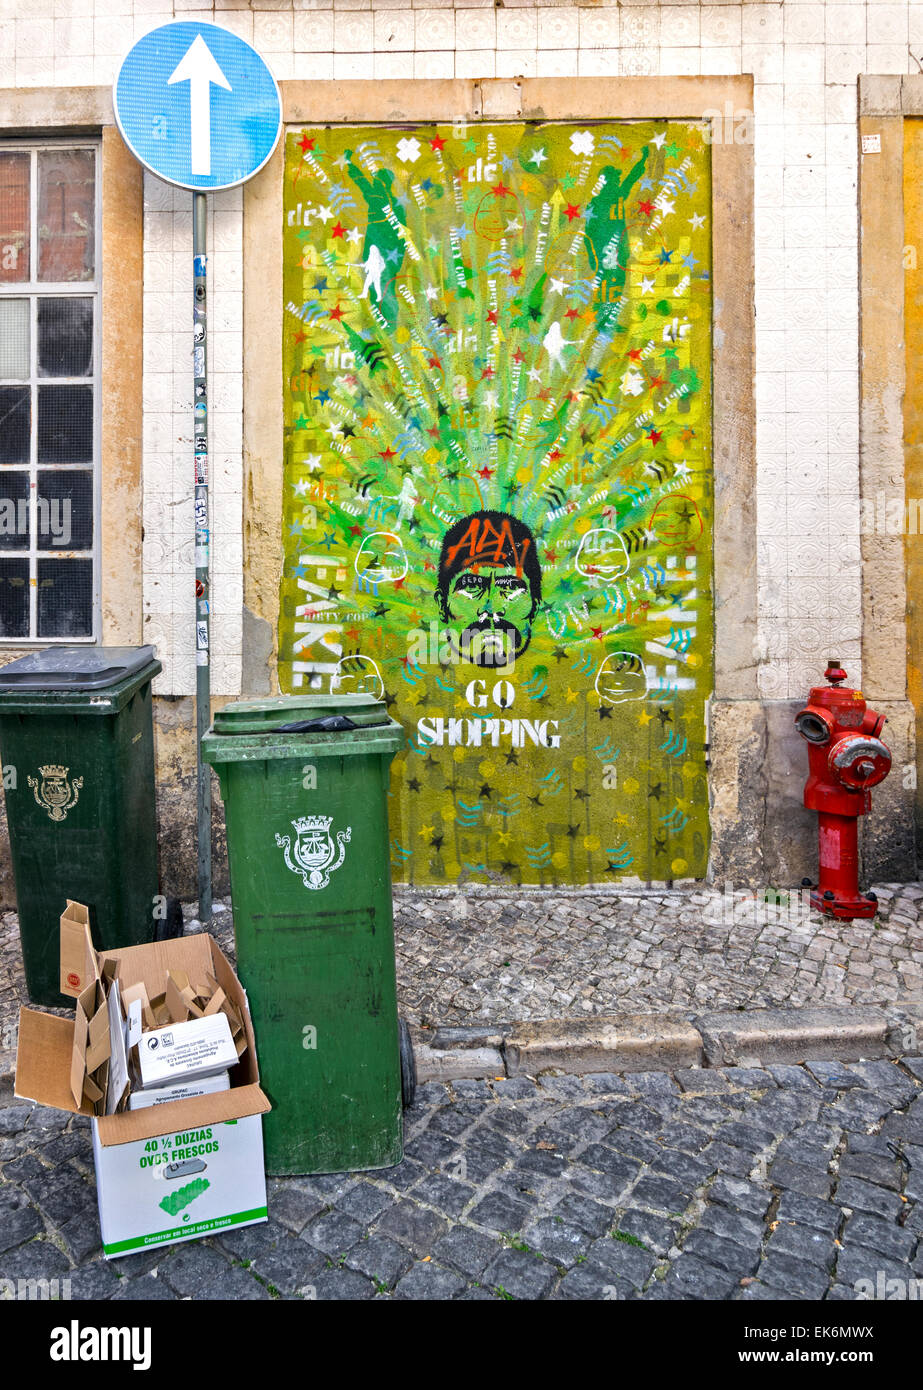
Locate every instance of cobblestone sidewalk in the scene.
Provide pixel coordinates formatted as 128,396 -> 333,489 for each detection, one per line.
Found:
2,1058 -> 922,1301
391,882 -> 923,1027
2,883 -> 922,1054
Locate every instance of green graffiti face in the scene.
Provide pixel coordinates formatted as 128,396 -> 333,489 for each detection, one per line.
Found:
281,120 -> 715,887
440,565 -> 536,668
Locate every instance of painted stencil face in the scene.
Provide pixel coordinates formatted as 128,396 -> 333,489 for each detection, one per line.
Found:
443,564 -> 535,667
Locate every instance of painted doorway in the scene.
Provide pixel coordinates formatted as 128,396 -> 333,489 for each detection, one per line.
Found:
279,119 -> 714,887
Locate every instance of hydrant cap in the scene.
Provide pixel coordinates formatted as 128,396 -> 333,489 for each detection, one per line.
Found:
824,659 -> 848,686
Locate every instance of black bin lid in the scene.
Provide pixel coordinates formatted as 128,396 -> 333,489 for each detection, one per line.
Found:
0,646 -> 157,691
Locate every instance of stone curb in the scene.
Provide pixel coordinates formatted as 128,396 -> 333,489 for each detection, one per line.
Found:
412,1002 -> 923,1081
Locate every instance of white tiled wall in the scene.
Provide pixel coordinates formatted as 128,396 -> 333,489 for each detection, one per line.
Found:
4,0 -> 918,699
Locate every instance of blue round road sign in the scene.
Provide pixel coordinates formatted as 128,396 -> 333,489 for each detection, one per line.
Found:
114,21 -> 282,192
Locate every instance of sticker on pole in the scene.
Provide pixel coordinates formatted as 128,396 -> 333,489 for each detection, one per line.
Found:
113,21 -> 282,191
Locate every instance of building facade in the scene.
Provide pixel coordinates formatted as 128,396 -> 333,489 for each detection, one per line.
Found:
0,0 -> 920,899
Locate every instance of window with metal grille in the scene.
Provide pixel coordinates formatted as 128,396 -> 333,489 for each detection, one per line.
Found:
0,141 -> 100,642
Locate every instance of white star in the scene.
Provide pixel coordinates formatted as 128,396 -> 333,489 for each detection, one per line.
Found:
505,218 -> 523,233
570,130 -> 595,158
484,390 -> 498,409
315,205 -> 333,224
425,285 -> 439,301
549,277 -> 567,295
673,460 -> 692,481
656,196 -> 675,217
305,454 -> 322,472
396,136 -> 421,164
327,422 -> 343,437
293,479 -> 310,496
528,367 -> 542,383
652,133 -> 667,150
689,213 -> 706,231
346,226 -> 361,244
640,276 -> 655,294
621,369 -> 645,397
529,148 -> 548,167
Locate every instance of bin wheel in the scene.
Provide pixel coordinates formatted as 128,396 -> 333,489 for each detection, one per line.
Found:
155,898 -> 185,942
399,1018 -> 416,1109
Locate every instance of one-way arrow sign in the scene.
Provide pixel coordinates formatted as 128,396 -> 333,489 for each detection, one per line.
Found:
114,21 -> 281,191
167,33 -> 232,177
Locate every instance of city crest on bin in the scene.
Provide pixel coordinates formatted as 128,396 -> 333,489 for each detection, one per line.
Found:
275,814 -> 352,890
27,764 -> 84,822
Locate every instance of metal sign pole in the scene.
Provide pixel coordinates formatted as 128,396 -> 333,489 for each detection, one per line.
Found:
193,191 -> 212,925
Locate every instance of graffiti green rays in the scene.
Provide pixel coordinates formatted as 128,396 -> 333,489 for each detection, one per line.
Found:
280,121 -> 714,887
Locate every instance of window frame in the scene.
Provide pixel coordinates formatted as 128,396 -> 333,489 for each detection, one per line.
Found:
0,135 -> 103,644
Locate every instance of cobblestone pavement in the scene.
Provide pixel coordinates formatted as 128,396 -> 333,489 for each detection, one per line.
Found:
390,882 -> 923,1026
2,881 -> 922,1050
2,1058 -> 922,1301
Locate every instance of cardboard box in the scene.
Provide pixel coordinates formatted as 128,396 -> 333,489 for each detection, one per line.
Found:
137,1014 -> 237,1090
128,1071 -> 230,1111
16,920 -> 271,1259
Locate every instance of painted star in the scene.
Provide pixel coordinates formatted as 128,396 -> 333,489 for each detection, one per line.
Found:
530,148 -> 548,167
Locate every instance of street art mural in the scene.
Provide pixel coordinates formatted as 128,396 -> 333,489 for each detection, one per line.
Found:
280,121 -> 714,886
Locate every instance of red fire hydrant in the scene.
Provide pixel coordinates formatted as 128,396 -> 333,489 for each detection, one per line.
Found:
795,660 -> 891,919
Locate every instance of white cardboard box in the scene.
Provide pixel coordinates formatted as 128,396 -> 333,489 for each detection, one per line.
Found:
137,1014 -> 237,1090
16,922 -> 271,1259
128,1071 -> 230,1111
92,1113 -> 267,1257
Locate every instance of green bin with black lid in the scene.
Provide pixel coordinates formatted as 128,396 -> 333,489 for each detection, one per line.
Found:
0,646 -> 162,1005
202,693 -> 409,1176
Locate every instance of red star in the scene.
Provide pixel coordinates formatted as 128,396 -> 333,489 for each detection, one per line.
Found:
638,200 -> 654,217
477,465 -> 494,479
331,222 -> 345,239
537,388 -> 551,401
492,182 -> 511,198
393,576 -> 407,590
486,309 -> 498,325
293,329 -> 307,345
649,375 -> 665,390
565,307 -> 580,320
349,524 -> 363,537
423,559 -> 436,572
297,135 -> 315,154
481,366 -> 495,380
513,349 -> 525,363
549,449 -> 562,461
546,548 -> 557,563
329,304 -> 345,321
647,429 -> 662,445
629,349 -> 643,361
428,356 -> 441,369
430,135 -> 446,152
565,203 -> 581,222
380,447 -> 397,461
427,424 -> 441,439
510,265 -> 523,282
591,626 -> 604,640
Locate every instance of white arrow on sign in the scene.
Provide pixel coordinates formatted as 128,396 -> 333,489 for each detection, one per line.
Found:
167,34 -> 231,177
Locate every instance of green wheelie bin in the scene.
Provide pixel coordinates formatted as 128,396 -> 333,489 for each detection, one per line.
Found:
202,693 -> 408,1176
0,646 -> 163,1006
